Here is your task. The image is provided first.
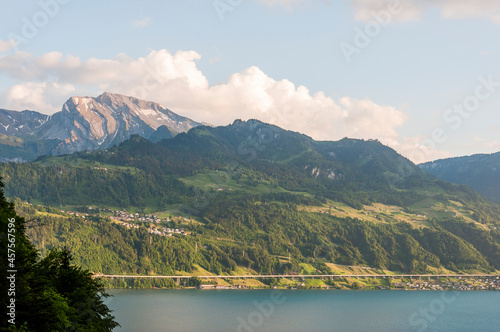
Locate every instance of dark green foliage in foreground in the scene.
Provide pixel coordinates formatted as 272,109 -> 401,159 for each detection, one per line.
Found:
0,179 -> 118,331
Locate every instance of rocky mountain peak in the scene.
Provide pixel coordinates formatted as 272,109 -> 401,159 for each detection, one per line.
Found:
0,93 -> 203,158
96,92 -> 159,110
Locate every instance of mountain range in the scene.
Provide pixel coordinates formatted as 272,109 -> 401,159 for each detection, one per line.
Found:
2,117 -> 500,275
0,92 -> 201,161
1,93 -> 500,276
420,152 -> 500,203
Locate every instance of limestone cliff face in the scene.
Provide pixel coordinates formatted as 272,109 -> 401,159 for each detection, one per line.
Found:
33,92 -> 201,155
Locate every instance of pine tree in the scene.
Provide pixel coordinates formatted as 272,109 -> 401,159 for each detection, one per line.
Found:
1,178 -> 119,331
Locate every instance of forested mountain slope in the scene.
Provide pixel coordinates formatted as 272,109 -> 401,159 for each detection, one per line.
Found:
2,119 -> 500,275
420,152 -> 500,203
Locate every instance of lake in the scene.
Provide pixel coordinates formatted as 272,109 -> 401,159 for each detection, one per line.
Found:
106,289 -> 500,332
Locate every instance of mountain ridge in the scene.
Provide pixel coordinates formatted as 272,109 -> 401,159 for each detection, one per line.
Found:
419,151 -> 500,203
2,118 -> 500,275
0,92 -> 202,160
0,108 -> 50,136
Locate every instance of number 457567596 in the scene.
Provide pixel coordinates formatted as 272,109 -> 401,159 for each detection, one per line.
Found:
7,218 -> 16,267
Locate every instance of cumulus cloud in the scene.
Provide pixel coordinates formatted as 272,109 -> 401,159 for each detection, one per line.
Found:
348,0 -> 423,22
0,49 -> 437,161
349,0 -> 500,23
438,0 -> 500,22
383,135 -> 451,164
0,39 -> 15,53
1,81 -> 75,113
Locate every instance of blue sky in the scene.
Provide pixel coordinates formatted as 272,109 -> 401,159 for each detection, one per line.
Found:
1,0 -> 500,162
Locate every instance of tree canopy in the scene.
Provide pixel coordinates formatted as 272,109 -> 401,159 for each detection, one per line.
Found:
0,178 -> 119,331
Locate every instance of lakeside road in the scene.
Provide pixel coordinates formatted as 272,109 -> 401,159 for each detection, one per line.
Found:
94,273 -> 500,279
94,273 -> 500,290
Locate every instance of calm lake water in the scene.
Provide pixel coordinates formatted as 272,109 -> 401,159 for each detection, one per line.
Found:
106,289 -> 500,332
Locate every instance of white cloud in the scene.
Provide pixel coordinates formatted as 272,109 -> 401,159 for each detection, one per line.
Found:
339,97 -> 406,140
349,0 -> 423,22
349,0 -> 500,23
383,135 -> 451,164
2,81 -> 75,113
131,16 -> 151,27
438,0 -> 500,22
0,49 -> 440,162
0,39 -> 16,53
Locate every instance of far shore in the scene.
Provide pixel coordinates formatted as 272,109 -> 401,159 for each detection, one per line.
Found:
100,274 -> 500,291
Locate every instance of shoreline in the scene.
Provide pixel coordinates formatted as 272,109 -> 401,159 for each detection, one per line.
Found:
104,286 -> 500,292
101,274 -> 500,291
104,279 -> 500,291
104,287 -> 500,291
